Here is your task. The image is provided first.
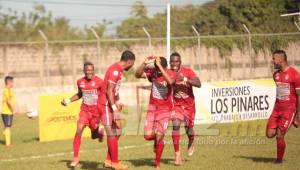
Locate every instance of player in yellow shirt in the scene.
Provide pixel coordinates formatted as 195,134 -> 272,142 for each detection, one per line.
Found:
1,76 -> 16,146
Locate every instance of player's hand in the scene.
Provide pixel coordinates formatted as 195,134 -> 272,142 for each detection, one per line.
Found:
155,56 -> 162,67
293,113 -> 300,128
112,111 -> 122,129
144,56 -> 155,64
61,98 -> 71,106
116,103 -> 124,111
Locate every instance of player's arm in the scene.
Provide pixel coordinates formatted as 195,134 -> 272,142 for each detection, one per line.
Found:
5,92 -> 15,112
135,56 -> 155,78
155,57 -> 175,85
294,89 -> 300,128
61,88 -> 82,106
177,73 -> 201,88
107,81 -> 117,107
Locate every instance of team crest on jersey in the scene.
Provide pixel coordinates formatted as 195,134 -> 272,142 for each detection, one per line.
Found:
275,73 -> 280,80
113,70 -> 119,76
91,81 -> 95,87
284,74 -> 289,80
79,81 -> 85,88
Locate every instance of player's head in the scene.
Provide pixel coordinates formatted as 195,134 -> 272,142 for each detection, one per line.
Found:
170,52 -> 182,72
4,76 -> 14,88
272,50 -> 287,70
120,50 -> 135,71
83,62 -> 94,80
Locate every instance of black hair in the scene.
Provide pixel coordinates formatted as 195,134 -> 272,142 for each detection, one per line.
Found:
83,61 -> 94,69
4,76 -> 14,85
273,50 -> 287,61
120,50 -> 135,61
170,52 -> 181,59
155,57 -> 168,68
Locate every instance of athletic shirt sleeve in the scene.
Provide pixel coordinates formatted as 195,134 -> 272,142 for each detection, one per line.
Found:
108,68 -> 121,84
167,69 -> 176,79
294,72 -> 300,90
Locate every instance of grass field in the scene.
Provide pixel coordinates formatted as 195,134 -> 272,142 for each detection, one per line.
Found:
0,114 -> 299,170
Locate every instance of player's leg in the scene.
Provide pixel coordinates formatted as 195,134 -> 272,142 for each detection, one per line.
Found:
144,110 -> 156,153
101,105 -> 127,170
184,107 -> 196,157
71,122 -> 86,167
172,119 -> 182,165
2,114 -> 13,146
274,110 -> 295,163
154,111 -> 170,169
154,131 -> 165,169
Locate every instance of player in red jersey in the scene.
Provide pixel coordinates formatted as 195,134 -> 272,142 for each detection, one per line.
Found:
98,50 -> 135,170
169,52 -> 201,165
266,50 -> 300,163
61,62 -> 103,167
135,56 -> 175,169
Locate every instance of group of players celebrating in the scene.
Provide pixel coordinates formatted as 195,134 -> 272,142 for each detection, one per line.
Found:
61,49 -> 300,169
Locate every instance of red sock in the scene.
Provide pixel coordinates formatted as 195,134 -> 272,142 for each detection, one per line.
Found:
73,135 -> 81,158
172,131 -> 180,152
107,137 -> 119,163
155,139 -> 164,166
106,149 -> 111,161
277,137 -> 286,161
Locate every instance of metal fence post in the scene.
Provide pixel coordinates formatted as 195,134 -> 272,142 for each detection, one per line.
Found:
91,28 -> 101,73
3,45 -> 8,77
143,27 -> 152,55
192,25 -> 201,71
38,29 -> 49,86
243,24 -> 252,79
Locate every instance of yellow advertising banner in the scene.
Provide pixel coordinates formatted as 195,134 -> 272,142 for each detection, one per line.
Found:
38,93 -> 90,142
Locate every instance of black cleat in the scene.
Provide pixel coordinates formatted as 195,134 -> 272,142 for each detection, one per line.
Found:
273,159 -> 283,164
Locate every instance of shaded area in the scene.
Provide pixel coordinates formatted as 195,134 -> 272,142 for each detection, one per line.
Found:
234,155 -> 276,163
60,160 -> 107,170
124,158 -> 173,167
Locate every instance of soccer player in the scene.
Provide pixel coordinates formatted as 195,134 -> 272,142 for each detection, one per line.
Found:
135,56 -> 175,169
266,50 -> 300,163
61,62 -> 103,167
98,50 -> 135,170
169,52 -> 201,165
1,76 -> 16,147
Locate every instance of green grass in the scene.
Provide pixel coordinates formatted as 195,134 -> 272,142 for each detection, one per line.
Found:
0,114 -> 300,170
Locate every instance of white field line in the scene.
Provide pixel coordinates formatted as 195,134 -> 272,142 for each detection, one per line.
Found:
0,143 -> 152,162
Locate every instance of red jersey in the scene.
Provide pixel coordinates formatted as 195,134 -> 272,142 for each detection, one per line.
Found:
98,63 -> 123,105
144,68 -> 176,109
273,66 -> 300,108
173,67 -> 197,107
77,75 -> 103,111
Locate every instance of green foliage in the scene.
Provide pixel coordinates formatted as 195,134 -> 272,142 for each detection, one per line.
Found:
117,0 -> 300,57
0,4 -> 108,42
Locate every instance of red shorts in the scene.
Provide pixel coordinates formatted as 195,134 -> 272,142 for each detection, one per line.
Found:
78,108 -> 100,130
144,105 -> 171,134
171,105 -> 195,128
98,104 -> 121,126
267,105 -> 296,135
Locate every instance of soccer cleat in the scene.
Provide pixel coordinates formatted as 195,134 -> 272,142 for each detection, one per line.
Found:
174,152 -> 182,166
273,159 -> 283,164
103,159 -> 112,168
187,145 -> 194,157
111,162 -> 128,170
70,158 -> 79,167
